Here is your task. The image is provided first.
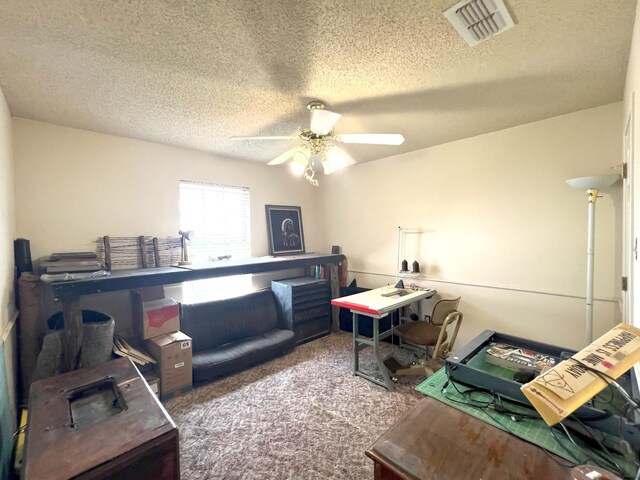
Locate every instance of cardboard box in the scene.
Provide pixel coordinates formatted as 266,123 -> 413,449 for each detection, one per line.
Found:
145,331 -> 192,394
132,290 -> 180,339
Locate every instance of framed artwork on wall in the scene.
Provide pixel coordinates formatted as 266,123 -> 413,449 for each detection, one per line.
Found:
265,205 -> 305,256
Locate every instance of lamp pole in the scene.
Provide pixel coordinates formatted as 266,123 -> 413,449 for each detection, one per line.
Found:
566,174 -> 620,346
585,188 -> 598,345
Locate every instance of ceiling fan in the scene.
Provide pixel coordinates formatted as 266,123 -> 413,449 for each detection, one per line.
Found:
230,101 -> 405,186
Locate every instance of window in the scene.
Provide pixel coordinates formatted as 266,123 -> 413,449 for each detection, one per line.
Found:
179,181 -> 253,302
179,181 -> 251,262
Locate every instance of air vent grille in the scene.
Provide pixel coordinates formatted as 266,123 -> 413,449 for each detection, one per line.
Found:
444,0 -> 515,47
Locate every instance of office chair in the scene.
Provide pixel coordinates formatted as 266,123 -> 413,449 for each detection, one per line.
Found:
392,297 -> 463,378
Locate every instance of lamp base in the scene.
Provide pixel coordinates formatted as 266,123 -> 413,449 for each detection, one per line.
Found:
178,260 -> 192,266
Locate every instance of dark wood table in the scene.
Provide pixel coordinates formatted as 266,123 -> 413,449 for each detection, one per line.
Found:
366,397 -> 572,479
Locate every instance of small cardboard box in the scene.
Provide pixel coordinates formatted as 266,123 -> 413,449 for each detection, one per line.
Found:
145,331 -> 192,394
132,291 -> 180,340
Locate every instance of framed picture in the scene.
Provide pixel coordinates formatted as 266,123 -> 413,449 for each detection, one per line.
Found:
265,205 -> 305,255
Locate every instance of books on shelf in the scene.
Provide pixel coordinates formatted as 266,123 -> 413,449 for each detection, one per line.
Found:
43,252 -> 102,273
485,343 -> 558,373
42,261 -> 102,273
49,251 -> 97,261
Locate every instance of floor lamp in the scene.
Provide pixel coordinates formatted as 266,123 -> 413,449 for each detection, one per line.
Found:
566,174 -> 620,345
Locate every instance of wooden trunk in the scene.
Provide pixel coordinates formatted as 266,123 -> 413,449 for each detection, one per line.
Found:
23,357 -> 179,480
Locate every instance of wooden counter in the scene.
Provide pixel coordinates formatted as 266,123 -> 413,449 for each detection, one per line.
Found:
51,253 -> 344,372
51,253 -> 343,299
365,397 -> 571,479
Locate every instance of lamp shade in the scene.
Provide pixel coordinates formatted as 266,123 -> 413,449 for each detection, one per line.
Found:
566,174 -> 620,191
178,230 -> 194,241
310,109 -> 342,135
323,146 -> 355,175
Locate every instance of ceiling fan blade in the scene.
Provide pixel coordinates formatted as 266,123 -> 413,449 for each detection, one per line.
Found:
267,146 -> 305,165
310,109 -> 342,135
334,133 -> 405,145
323,145 -> 356,175
230,135 -> 299,141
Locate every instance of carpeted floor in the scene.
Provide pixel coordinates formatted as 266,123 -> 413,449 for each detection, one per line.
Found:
164,331 -> 428,479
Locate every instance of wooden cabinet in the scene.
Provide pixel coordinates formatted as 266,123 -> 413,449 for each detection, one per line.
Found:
23,357 -> 179,480
271,277 -> 331,345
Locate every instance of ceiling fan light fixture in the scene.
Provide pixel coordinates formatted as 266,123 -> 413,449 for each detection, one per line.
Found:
323,145 -> 355,175
234,101 -> 406,187
290,161 -> 306,176
290,150 -> 310,176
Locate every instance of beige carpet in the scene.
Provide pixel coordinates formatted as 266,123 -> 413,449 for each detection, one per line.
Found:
164,332 -> 427,479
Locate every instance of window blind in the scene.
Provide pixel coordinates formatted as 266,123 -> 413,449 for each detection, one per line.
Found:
179,181 -> 251,262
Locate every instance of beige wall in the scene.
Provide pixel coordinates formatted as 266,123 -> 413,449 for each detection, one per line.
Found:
321,103 -> 623,351
13,118 -> 324,261
0,85 -> 18,463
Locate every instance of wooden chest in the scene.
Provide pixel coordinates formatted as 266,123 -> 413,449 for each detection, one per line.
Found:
23,357 -> 179,479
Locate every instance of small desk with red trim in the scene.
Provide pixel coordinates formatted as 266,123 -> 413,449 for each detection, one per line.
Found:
332,285 -> 436,391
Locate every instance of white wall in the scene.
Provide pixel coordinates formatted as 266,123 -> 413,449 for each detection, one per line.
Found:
0,85 -> 17,476
13,118 -> 324,261
322,103 -> 623,351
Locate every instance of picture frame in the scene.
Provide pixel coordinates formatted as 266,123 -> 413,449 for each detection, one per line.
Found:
265,205 -> 305,256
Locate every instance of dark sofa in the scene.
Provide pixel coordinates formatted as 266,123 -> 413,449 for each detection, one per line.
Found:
179,289 -> 295,383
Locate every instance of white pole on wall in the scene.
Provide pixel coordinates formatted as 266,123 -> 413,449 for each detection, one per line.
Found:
566,174 -> 621,344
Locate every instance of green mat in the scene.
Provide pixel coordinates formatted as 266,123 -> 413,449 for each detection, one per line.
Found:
416,368 -> 636,477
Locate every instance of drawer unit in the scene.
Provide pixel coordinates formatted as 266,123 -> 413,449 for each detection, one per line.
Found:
272,277 -> 331,345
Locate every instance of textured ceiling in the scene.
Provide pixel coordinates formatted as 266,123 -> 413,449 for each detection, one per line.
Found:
0,1 -> 636,164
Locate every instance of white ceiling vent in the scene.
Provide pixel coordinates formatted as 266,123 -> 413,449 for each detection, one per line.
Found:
444,0 -> 515,47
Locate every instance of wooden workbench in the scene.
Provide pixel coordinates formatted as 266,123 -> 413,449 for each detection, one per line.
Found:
51,253 -> 344,372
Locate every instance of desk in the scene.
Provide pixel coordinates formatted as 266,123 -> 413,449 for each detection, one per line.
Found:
366,397 -> 571,479
51,253 -> 344,372
332,285 -> 435,391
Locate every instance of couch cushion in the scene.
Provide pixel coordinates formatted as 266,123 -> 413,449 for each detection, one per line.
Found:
191,328 -> 295,382
180,289 -> 280,352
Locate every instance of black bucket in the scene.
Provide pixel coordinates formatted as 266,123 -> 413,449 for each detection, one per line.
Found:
48,310 -> 112,330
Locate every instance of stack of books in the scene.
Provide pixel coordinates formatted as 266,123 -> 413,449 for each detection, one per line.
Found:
41,252 -> 103,273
